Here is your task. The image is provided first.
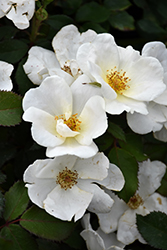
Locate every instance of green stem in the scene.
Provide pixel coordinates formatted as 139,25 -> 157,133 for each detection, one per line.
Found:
29,14 -> 42,43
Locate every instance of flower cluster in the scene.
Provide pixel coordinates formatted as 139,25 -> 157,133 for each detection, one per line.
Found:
22,24 -> 167,249
0,0 -> 35,29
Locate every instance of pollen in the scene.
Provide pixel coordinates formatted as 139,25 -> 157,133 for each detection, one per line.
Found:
127,193 -> 143,209
106,67 -> 131,94
55,113 -> 81,132
56,167 -> 78,190
61,65 -> 73,76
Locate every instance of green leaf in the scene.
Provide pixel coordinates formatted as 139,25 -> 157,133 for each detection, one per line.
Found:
0,91 -> 23,126
109,147 -> 138,202
138,19 -> 165,35
94,132 -> 114,152
0,147 -> 16,168
20,206 -> 76,241
0,40 -> 28,64
108,122 -> 126,142
75,2 -> 110,23
0,224 -> 38,250
119,133 -> 148,161
0,191 -> 5,218
0,236 -> 13,250
104,0 -> 131,10
46,15 -> 73,31
15,58 -> 35,95
3,181 -> 29,221
0,26 -> 17,41
109,11 -> 135,31
137,212 -> 167,249
157,170 -> 167,197
80,22 -> 108,33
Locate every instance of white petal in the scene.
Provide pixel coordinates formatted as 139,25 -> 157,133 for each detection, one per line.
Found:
52,24 -> 97,67
106,94 -> 148,115
97,163 -> 125,191
144,192 -> 167,213
44,185 -> 93,221
76,96 -> 108,145
117,209 -> 140,245
23,107 -> 65,147
74,152 -> 109,180
71,74 -> 102,115
127,102 -> 165,134
81,228 -> 105,250
23,46 -> 60,85
97,191 -> 128,233
138,159 -> 166,200
23,159 -> 56,208
0,61 -> 13,91
22,75 -> 72,116
86,184 -> 114,213
56,119 -> 79,137
46,137 -> 98,158
154,126 -> 167,142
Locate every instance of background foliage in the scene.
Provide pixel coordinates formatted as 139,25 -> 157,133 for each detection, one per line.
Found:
0,0 -> 167,249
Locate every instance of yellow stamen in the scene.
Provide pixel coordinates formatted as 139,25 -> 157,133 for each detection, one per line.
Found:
56,167 -> 78,190
55,113 -> 81,132
106,67 -> 130,94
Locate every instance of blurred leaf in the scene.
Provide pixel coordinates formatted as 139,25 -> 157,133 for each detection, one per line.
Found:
64,223 -> 86,249
20,206 -> 76,241
137,212 -> 167,249
0,147 -> 16,168
0,91 -> 23,126
109,147 -> 138,202
0,236 -> 13,250
104,0 -> 131,10
59,0 -> 82,15
95,132 -> 114,152
109,11 -> 135,31
119,133 -> 148,161
157,170 -> 167,197
0,171 -> 6,184
3,181 -> 29,221
0,26 -> 17,41
75,2 -> 110,23
81,22 -> 108,33
108,122 -> 126,142
46,15 -> 73,32
0,224 -> 38,250
15,58 -> 35,95
137,19 -> 165,35
37,238 -> 72,250
0,191 -> 5,218
0,40 -> 28,64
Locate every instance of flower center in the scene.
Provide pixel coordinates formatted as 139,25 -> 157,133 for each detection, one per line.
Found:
106,67 -> 131,94
56,167 -> 78,190
127,193 -> 143,209
61,65 -> 73,76
55,113 -> 81,132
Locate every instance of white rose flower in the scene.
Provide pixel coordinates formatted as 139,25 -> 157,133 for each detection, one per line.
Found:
81,213 -> 125,250
0,61 -> 13,91
127,42 -> 167,135
23,24 -> 97,85
24,153 -> 117,221
76,34 -> 166,115
96,159 -> 167,245
22,75 -> 108,158
0,0 -> 35,29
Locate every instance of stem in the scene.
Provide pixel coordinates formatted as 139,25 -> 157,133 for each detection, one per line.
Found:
29,14 -> 42,44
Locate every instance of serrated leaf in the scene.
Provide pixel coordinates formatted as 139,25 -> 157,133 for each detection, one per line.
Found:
109,11 -> 135,31
0,40 -> 28,64
0,91 -> 23,126
104,0 -> 131,10
75,2 -> 110,23
108,122 -> 126,142
20,206 -> 76,241
3,181 -> 29,221
0,224 -> 38,250
137,212 -> 167,249
109,147 -> 138,202
119,133 -> 148,161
